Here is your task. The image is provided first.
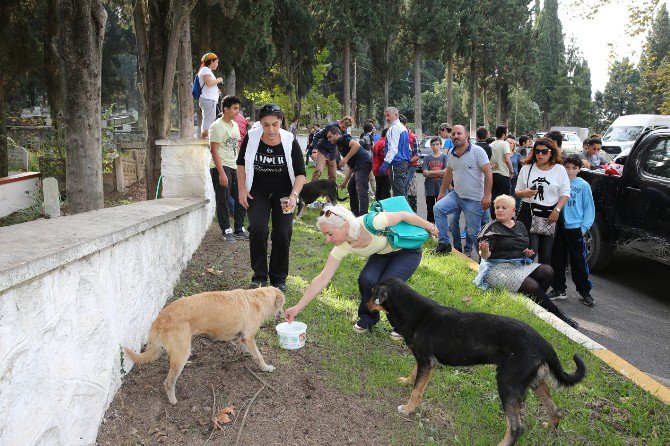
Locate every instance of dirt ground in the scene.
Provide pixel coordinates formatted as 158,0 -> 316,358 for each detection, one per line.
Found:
96,224 -> 420,446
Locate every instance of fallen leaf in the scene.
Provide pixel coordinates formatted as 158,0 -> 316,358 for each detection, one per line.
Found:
462,295 -> 473,305
205,267 -> 223,275
214,406 -> 236,424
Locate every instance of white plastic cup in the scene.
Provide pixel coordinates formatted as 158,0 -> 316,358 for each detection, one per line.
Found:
275,321 -> 307,350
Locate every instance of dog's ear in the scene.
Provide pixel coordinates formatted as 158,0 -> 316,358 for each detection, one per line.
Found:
372,284 -> 389,306
275,288 -> 286,309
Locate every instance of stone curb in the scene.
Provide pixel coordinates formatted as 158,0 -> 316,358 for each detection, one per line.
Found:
453,250 -> 670,405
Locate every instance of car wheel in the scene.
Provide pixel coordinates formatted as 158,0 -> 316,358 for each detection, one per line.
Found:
584,216 -> 614,271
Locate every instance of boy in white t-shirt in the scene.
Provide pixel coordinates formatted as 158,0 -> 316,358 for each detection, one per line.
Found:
209,95 -> 246,242
198,52 -> 223,139
489,125 -> 514,218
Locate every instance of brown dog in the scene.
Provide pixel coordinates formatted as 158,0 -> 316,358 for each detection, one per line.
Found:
123,287 -> 285,405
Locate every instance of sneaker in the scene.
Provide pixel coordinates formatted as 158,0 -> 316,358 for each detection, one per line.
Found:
234,229 -> 249,240
272,282 -> 288,292
222,229 -> 235,242
579,291 -> 594,307
434,243 -> 452,254
563,316 -> 580,329
548,289 -> 568,300
353,323 -> 368,333
249,279 -> 267,289
389,330 -> 403,341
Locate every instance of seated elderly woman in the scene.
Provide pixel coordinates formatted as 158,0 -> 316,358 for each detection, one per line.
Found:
284,204 -> 438,339
475,194 -> 579,328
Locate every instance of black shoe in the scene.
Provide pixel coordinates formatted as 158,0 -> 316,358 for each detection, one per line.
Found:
434,243 -> 452,254
233,229 -> 249,241
453,246 -> 463,253
249,279 -> 267,289
579,291 -> 594,307
548,289 -> 568,300
554,308 -> 579,329
272,282 -> 288,292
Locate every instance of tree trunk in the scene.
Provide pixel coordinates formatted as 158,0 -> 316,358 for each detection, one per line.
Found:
43,0 -> 63,130
501,82 -> 510,126
343,37 -> 351,116
413,50 -> 422,137
446,52 -> 454,124
57,0 -> 106,214
133,1 -> 149,132
177,12 -> 193,138
482,86 -> 489,130
226,66 -> 236,96
0,84 -> 7,178
352,58 -> 357,124
383,34 -> 394,110
495,82 -> 501,125
469,57 -> 477,137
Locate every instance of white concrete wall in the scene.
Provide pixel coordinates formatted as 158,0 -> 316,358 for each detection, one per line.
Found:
0,174 -> 41,218
0,138 -> 215,445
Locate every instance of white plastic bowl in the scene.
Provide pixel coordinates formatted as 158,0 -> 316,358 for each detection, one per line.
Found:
275,321 -> 307,350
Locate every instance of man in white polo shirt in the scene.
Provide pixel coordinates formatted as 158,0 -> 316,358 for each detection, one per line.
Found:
433,124 -> 493,254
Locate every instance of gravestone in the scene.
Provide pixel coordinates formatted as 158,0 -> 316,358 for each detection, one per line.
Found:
121,124 -> 131,132
43,177 -> 61,218
7,139 -> 29,171
20,109 -> 32,118
101,119 -> 108,129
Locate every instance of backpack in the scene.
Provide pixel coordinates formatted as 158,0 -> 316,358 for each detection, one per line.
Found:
363,196 -> 429,250
191,74 -> 204,100
359,133 -> 372,153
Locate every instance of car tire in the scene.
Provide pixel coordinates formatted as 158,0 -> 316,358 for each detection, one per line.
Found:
584,216 -> 614,271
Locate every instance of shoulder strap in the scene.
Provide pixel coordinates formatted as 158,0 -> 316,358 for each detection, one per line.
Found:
363,201 -> 383,235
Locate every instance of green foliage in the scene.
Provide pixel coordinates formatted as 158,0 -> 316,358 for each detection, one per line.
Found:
534,0 -> 566,129
638,3 -> 670,114
601,58 -> 641,126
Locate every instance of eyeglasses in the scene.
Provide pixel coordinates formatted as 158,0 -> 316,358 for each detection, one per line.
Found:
320,209 -> 333,217
534,148 -> 550,155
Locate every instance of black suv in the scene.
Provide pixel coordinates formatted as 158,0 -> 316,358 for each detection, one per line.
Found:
580,129 -> 670,270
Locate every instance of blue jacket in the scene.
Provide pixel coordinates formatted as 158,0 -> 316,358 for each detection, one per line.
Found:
563,177 -> 595,234
384,119 -> 411,164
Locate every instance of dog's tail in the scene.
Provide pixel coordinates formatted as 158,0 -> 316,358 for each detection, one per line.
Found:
547,353 -> 587,387
123,324 -> 162,365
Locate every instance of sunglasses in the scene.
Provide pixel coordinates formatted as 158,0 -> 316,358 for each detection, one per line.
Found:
258,103 -> 283,118
320,209 -> 334,217
534,148 -> 551,155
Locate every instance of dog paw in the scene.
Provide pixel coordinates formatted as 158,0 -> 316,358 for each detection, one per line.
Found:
261,364 -> 275,372
397,405 -> 411,415
167,395 -> 178,405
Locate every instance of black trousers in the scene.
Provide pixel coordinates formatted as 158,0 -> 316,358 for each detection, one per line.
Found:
246,190 -> 293,284
550,217 -> 592,293
210,167 -> 246,233
490,173 -> 511,218
374,175 -> 391,201
348,163 -> 372,216
425,196 -> 437,223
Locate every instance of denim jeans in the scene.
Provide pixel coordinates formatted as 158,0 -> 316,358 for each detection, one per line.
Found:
449,212 -> 472,253
357,249 -> 422,328
433,191 -> 484,251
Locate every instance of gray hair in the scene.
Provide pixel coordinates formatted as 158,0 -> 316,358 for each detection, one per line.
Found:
316,205 -> 360,239
384,106 -> 399,116
493,194 -> 516,209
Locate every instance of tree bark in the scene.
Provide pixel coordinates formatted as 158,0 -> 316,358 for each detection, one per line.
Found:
133,0 -> 149,132
501,82 -> 510,126
226,66 -> 236,96
43,0 -> 63,131
446,52 -> 454,124
495,81 -> 501,125
57,0 -> 107,213
469,57 -> 477,137
177,12 -> 193,138
413,49 -> 422,137
343,37 -> 351,116
0,84 -> 7,178
482,86 -> 489,129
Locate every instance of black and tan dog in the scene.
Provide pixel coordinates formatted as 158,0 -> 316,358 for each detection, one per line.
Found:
368,278 -> 586,446
295,179 -> 348,219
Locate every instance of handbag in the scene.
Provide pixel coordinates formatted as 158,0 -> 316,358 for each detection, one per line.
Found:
530,213 -> 557,236
363,196 -> 429,249
515,163 -> 534,229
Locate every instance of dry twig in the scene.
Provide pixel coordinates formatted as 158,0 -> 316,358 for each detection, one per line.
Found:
235,386 -> 265,446
211,384 -> 224,432
244,364 -> 278,394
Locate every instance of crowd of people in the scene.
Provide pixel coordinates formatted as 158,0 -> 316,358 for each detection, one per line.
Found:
200,48 -> 599,333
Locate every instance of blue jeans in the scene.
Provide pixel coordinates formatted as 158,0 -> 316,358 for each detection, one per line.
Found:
357,249 -> 422,328
449,212 -> 472,253
434,191 -> 484,252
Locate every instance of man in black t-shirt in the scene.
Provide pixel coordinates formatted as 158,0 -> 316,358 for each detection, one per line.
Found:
327,126 -> 372,216
312,116 -> 353,182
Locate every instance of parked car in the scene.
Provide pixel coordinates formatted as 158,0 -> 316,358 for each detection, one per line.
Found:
579,129 -> 670,270
601,114 -> 670,162
417,136 -> 438,171
560,131 -> 582,153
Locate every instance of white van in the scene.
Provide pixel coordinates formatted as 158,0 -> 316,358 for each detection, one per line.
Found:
602,114 -> 670,161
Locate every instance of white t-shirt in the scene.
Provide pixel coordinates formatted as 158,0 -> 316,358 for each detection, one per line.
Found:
490,140 -> 511,176
197,67 -> 219,101
516,163 -> 570,206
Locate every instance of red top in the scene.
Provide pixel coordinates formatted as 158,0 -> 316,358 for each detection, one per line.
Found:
233,113 -> 248,144
408,131 -> 419,167
372,137 -> 388,176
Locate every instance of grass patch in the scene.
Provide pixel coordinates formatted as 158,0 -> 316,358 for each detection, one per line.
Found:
284,209 -> 670,445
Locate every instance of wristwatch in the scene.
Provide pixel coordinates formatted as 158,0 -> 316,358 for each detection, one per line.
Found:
553,207 -> 561,213
291,191 -> 299,198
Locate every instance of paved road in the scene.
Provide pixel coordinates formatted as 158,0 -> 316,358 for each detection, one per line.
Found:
414,177 -> 670,388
